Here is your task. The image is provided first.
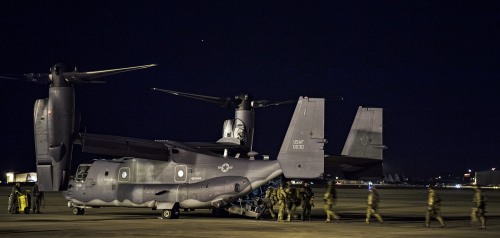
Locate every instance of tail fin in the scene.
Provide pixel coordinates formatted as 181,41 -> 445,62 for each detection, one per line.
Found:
278,97 -> 325,179
341,106 -> 385,160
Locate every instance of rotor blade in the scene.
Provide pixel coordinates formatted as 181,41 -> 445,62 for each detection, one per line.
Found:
152,88 -> 238,108
64,64 -> 157,83
0,73 -> 50,84
251,99 -> 296,108
326,96 -> 344,101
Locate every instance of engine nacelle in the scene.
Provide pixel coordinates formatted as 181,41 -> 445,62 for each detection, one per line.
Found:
34,86 -> 75,191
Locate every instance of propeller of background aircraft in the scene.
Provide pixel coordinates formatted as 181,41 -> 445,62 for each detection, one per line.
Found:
151,88 -> 299,110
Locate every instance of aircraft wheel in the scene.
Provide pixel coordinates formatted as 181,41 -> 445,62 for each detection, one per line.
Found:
162,209 -> 174,219
72,207 -> 84,215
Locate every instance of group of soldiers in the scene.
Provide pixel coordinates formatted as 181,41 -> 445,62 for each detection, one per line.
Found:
256,181 -> 315,222
256,180 -> 488,230
7,183 -> 44,214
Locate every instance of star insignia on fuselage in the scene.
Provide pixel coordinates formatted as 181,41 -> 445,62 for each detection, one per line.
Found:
218,163 -> 233,173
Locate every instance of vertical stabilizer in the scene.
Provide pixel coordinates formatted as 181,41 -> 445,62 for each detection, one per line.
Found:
341,107 -> 384,160
278,97 -> 325,179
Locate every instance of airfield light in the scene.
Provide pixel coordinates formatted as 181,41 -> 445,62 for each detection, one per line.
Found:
6,172 -> 14,183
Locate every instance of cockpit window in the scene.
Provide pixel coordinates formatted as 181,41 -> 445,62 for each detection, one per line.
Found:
75,165 -> 91,182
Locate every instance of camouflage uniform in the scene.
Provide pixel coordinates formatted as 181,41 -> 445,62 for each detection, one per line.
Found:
323,180 -> 339,222
277,183 -> 290,222
31,184 -> 44,214
256,187 -> 276,220
365,187 -> 383,224
425,187 -> 445,228
284,182 -> 294,221
301,182 -> 314,221
287,186 -> 301,220
8,183 -> 21,214
471,186 -> 486,229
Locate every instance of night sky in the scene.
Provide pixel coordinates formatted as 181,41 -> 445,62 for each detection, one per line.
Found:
1,1 -> 499,181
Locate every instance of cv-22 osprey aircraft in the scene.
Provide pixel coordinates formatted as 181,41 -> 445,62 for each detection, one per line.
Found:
2,63 -> 326,219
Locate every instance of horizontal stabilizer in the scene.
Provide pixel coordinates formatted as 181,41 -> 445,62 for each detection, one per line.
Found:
324,155 -> 383,180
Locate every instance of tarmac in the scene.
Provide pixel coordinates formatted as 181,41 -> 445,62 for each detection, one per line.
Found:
1,185 -> 499,237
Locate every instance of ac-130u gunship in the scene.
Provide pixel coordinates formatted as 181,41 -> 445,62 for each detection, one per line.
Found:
3,63 -> 326,219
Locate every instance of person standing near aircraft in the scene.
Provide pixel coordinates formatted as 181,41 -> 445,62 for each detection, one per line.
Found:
323,180 -> 340,222
471,185 -> 486,229
31,184 -> 44,214
8,183 -> 22,214
365,186 -> 383,224
300,182 -> 314,221
425,187 -> 445,228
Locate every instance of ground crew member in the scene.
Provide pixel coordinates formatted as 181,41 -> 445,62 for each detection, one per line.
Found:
365,186 -> 383,224
323,180 -> 340,222
277,182 -> 288,222
425,187 -> 446,228
471,185 -> 486,229
301,182 -> 314,221
31,184 -> 44,214
8,183 -> 22,214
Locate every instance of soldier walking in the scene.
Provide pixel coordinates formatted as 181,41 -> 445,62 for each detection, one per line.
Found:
471,185 -> 486,229
301,182 -> 314,221
284,181 -> 294,222
277,182 -> 291,222
425,187 -> 445,228
256,187 -> 277,220
323,180 -> 340,222
365,186 -> 383,224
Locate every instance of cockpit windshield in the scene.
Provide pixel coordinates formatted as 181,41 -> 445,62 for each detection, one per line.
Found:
75,164 -> 91,182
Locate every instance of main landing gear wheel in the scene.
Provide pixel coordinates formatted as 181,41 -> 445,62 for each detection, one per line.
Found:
162,209 -> 173,219
161,207 -> 180,219
72,207 -> 85,215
